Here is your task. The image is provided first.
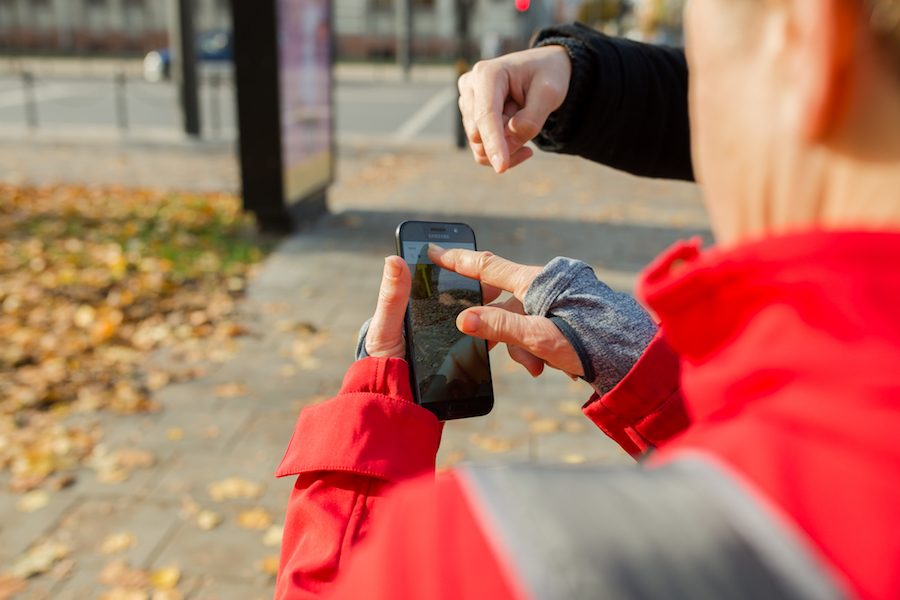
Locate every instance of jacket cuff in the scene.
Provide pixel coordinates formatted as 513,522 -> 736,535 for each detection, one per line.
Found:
275,357 -> 443,482
582,331 -> 689,458
532,30 -> 594,150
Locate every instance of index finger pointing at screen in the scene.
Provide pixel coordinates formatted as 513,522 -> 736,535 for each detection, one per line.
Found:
428,245 -> 541,301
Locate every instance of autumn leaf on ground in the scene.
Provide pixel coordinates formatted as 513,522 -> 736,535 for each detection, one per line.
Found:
469,433 -> 514,453
16,489 -> 49,513
263,524 -> 284,547
214,382 -> 248,398
196,510 -> 223,531
562,453 -> 587,465
99,559 -> 149,589
89,446 -> 156,484
116,448 -> 156,469
8,540 -> 71,579
0,574 -> 27,600
258,555 -> 280,578
149,566 -> 180,590
0,184 -> 270,485
237,507 -> 273,530
207,477 -> 263,502
100,532 -> 137,555
563,420 -> 587,434
99,588 -> 149,600
437,450 -> 465,471
557,400 -> 583,417
529,419 -> 561,435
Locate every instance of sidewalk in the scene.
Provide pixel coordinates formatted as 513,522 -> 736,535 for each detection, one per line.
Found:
0,142 -> 709,599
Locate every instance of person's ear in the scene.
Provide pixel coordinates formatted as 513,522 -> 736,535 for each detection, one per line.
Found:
793,0 -> 860,141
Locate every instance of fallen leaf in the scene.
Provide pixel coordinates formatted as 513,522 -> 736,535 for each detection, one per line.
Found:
99,589 -> 148,600
149,566 -> 180,590
8,540 -> 71,579
0,574 -> 27,599
100,532 -> 137,555
166,427 -> 184,441
46,473 -> 76,491
529,419 -> 561,435
99,559 -> 149,589
469,433 -> 513,453
237,507 -> 273,530
196,510 -> 223,531
562,453 -> 587,465
207,477 -> 263,502
214,382 -> 248,398
16,489 -> 50,513
437,450 -> 465,470
519,408 -> 537,422
263,524 -> 284,547
557,401 -> 583,417
563,420 -> 587,434
116,448 -> 155,469
258,555 -> 280,577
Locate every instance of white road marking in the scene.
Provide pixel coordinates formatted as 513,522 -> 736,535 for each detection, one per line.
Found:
0,83 -> 80,110
393,86 -> 455,142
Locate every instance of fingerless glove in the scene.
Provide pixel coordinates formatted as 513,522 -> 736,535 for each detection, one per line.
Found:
523,257 -> 657,394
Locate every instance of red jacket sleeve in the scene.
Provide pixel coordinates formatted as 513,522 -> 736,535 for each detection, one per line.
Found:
582,330 -> 691,458
274,357 -> 443,599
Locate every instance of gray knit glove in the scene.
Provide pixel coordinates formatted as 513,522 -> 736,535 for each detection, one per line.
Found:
355,318 -> 373,360
523,257 -> 657,395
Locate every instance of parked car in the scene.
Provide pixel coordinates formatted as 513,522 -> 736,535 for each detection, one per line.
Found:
143,30 -> 233,83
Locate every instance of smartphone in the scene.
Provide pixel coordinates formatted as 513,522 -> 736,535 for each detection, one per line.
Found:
395,221 -> 494,420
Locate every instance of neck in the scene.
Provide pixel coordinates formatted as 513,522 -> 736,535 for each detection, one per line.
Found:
717,149 -> 900,247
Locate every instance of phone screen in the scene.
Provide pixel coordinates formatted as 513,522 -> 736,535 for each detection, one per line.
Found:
401,240 -> 492,408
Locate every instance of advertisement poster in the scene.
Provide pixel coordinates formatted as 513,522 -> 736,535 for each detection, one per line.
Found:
277,0 -> 333,204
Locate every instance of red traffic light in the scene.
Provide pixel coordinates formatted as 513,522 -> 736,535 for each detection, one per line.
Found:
515,0 -> 530,11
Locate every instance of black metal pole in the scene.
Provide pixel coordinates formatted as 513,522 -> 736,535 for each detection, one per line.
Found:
170,0 -> 201,136
115,71 -> 129,131
22,71 -> 37,130
210,72 -> 221,136
454,0 -> 472,149
396,0 -> 412,80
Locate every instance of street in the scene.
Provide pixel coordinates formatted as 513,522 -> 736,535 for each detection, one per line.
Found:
0,71 -> 458,144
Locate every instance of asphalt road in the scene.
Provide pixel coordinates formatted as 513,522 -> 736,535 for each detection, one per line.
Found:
0,73 -> 458,144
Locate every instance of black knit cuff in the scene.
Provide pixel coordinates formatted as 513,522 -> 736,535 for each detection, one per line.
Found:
532,33 -> 594,151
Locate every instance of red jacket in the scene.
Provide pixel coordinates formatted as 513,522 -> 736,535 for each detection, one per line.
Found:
274,231 -> 900,600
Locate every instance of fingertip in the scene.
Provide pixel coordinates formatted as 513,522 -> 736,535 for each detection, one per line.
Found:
490,153 -> 503,173
458,311 -> 480,334
427,243 -> 447,264
383,255 -> 405,278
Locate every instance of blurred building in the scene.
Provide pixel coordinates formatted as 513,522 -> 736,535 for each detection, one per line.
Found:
0,0 -> 558,59
335,0 -> 546,59
0,0 -> 229,54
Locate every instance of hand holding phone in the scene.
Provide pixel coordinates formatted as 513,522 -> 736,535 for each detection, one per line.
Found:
363,255 -> 411,360
396,221 -> 494,420
427,246 -> 584,379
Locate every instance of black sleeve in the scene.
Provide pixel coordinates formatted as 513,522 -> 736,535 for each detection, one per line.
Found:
532,23 -> 694,182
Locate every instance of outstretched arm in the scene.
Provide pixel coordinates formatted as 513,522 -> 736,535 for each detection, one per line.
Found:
457,23 -> 693,181
533,24 -> 693,181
